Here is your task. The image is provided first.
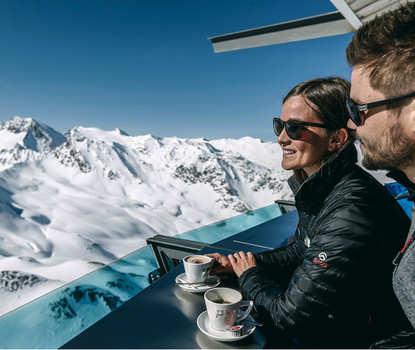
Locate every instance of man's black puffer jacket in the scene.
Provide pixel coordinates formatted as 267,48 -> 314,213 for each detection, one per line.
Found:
239,143 -> 412,348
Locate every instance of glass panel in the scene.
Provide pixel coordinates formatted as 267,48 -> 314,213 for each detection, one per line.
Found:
0,203 -> 282,349
178,204 -> 282,243
0,246 -> 158,349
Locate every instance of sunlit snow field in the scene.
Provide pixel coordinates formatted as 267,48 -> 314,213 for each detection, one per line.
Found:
0,116 -> 391,318
0,117 -> 295,317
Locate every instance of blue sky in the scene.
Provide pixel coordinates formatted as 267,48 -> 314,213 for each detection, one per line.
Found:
0,0 -> 354,142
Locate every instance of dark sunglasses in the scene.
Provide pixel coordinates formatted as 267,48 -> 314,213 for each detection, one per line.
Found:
347,92 -> 415,126
273,117 -> 329,140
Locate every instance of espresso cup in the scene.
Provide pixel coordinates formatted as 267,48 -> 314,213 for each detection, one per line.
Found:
204,287 -> 254,331
183,254 -> 213,283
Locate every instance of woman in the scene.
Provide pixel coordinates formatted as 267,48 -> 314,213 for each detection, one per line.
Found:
207,77 -> 412,348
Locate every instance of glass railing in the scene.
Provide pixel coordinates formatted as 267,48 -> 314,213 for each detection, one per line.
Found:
178,203 -> 282,243
0,203 -> 283,349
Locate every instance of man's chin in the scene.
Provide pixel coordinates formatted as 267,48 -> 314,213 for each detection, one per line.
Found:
361,154 -> 383,171
361,159 -> 380,170
362,156 -> 395,171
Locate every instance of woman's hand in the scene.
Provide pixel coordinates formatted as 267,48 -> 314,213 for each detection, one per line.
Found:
205,253 -> 234,278
228,251 -> 257,277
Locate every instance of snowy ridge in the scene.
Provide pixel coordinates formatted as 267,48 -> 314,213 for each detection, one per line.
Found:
0,117 -> 66,171
0,116 -> 292,316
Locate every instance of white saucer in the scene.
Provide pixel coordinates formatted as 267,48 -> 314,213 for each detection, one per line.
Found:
175,273 -> 220,293
196,310 -> 256,342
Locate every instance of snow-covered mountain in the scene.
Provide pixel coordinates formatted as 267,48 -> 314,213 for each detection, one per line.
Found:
0,116 -> 293,317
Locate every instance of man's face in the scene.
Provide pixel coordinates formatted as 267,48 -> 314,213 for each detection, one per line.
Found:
347,67 -> 415,172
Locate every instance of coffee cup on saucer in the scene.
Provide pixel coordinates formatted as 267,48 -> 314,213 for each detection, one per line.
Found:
183,255 -> 213,283
204,287 -> 253,331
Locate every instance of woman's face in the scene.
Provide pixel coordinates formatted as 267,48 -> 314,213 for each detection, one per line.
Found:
278,95 -> 333,176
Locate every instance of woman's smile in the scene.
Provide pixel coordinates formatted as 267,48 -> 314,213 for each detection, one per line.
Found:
282,148 -> 296,157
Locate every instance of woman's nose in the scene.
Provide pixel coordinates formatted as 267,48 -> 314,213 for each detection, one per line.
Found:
277,127 -> 290,144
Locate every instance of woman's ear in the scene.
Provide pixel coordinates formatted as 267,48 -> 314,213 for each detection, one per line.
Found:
328,128 -> 349,151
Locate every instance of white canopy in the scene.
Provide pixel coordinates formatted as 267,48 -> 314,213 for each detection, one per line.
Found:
209,0 -> 411,52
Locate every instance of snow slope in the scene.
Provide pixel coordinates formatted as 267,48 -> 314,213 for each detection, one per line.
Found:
0,116 -> 391,317
0,116 -> 292,316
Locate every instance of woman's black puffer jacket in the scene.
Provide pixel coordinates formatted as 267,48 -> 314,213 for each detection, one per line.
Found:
239,143 -> 412,348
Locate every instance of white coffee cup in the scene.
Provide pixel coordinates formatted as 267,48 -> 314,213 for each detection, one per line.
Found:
183,254 -> 213,283
204,287 -> 254,331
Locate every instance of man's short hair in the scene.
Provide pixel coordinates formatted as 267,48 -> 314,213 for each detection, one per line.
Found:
346,1 -> 415,98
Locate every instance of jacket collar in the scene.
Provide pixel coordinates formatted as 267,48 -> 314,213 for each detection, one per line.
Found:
289,142 -> 358,212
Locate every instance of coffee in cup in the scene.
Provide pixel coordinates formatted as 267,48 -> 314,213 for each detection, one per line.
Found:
204,287 -> 253,331
187,256 -> 207,264
183,254 -> 213,283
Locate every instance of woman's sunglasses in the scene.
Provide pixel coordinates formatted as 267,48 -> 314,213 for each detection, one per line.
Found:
346,91 -> 415,126
273,118 -> 329,140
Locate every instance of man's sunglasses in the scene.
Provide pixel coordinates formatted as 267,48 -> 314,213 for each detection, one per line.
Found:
273,118 -> 329,140
347,92 -> 415,126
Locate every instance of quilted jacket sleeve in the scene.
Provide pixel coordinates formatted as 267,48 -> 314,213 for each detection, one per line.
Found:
369,330 -> 415,349
253,228 -> 304,286
238,199 -> 396,339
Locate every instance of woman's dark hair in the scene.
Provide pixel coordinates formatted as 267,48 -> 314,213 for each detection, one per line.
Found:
283,77 -> 354,183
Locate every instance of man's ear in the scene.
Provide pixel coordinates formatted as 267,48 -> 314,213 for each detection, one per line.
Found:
406,99 -> 415,136
328,128 -> 349,151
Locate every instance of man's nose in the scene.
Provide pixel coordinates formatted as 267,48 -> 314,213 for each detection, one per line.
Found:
347,118 -> 356,129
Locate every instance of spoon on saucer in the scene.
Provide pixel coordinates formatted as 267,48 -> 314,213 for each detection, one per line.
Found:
241,319 -> 263,327
175,279 -> 218,286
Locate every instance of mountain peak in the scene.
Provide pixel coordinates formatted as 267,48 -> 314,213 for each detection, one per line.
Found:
114,128 -> 129,136
4,116 -> 34,132
0,117 -> 66,152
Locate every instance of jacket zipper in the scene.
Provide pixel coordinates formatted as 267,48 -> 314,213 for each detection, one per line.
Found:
393,232 -> 415,266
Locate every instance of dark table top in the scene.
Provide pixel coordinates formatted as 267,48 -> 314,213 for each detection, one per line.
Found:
61,246 -> 267,349
211,209 -> 298,253
61,210 -> 298,349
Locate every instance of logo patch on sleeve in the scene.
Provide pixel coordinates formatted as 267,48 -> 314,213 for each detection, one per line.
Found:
313,252 -> 328,268
318,252 -> 327,261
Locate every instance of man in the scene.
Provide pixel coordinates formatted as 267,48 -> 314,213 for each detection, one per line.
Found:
346,1 -> 415,347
